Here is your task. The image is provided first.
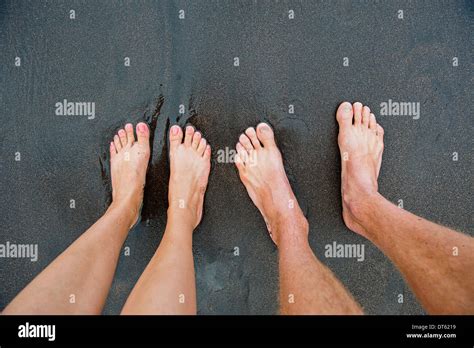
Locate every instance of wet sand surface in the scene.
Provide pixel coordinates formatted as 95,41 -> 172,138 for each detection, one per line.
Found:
1,1 -> 472,314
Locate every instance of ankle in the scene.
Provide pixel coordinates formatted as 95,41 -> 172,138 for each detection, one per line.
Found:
107,200 -> 138,228
272,211 -> 309,249
167,207 -> 197,230
343,192 -> 387,240
343,191 -> 380,221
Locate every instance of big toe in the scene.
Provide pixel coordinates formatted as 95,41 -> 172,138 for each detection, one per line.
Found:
336,102 -> 353,129
256,122 -> 276,147
169,125 -> 183,151
136,122 -> 150,146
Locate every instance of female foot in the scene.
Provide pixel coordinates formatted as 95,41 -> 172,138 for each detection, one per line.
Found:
167,125 -> 211,229
109,122 -> 150,228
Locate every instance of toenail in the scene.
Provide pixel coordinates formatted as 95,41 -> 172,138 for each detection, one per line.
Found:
125,123 -> 133,130
186,126 -> 194,133
119,129 -> 126,136
171,125 -> 179,135
259,123 -> 269,132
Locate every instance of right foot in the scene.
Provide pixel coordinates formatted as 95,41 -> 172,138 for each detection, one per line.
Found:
109,122 -> 151,228
235,123 -> 307,246
336,101 -> 385,237
168,125 -> 211,229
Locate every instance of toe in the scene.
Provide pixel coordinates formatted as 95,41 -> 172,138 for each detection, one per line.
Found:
114,134 -> 122,151
239,133 -> 254,152
184,125 -> 194,147
353,102 -> 363,125
192,131 -> 202,150
336,102 -> 353,129
377,124 -> 384,139
136,122 -> 150,146
362,106 -> 370,127
110,141 -> 117,158
197,137 -> 207,156
256,123 -> 276,147
118,129 -> 127,147
125,123 -> 135,145
245,127 -> 261,149
369,113 -> 377,130
203,144 -> 211,160
236,142 -> 248,164
169,125 -> 183,151
234,153 -> 245,171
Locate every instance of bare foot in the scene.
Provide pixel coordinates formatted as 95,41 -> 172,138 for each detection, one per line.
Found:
168,125 -> 211,229
336,101 -> 385,237
109,122 -> 150,228
235,123 -> 307,246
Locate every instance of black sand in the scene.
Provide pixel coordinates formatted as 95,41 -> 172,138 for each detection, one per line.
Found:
1,0 -> 472,314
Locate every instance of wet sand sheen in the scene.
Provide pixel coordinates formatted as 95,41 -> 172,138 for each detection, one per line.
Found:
1,0 -> 472,314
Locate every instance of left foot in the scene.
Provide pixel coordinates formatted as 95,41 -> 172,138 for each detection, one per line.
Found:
336,102 -> 384,237
109,122 -> 150,227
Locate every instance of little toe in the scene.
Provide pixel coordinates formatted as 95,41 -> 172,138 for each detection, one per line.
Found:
114,134 -> 122,151
236,142 -> 248,164
203,144 -> 211,160
110,141 -> 117,158
369,113 -> 377,130
234,153 -> 245,171
377,124 -> 384,140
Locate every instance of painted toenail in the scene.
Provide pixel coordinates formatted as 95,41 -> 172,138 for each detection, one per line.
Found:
171,125 -> 179,135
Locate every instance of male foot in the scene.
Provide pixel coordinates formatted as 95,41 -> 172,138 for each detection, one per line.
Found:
336,102 -> 385,237
168,125 -> 211,229
235,123 -> 307,246
109,122 -> 150,227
